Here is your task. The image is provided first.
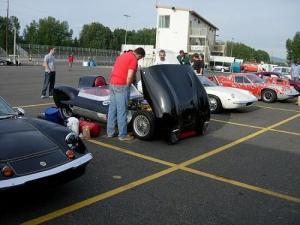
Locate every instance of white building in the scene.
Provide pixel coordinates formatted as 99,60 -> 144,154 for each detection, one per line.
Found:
155,5 -> 225,61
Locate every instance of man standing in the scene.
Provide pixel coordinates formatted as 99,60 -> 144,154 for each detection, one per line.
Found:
107,47 -> 145,141
67,54 -> 74,71
154,49 -> 169,65
291,61 -> 300,81
41,47 -> 56,99
177,50 -> 190,65
192,53 -> 204,75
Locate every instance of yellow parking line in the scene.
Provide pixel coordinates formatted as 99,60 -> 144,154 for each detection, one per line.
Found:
180,113 -> 300,167
212,118 -> 300,137
21,113 -> 300,224
88,139 -> 177,167
211,119 -> 263,129
14,102 -> 54,108
89,140 -> 300,205
270,129 -> 300,136
21,167 -> 178,225
256,105 -> 300,113
180,167 -> 300,204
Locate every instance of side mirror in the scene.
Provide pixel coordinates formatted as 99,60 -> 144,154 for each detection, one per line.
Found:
15,107 -> 25,116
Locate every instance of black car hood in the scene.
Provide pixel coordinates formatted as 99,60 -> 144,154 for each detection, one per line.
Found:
0,118 -> 59,161
141,65 -> 210,128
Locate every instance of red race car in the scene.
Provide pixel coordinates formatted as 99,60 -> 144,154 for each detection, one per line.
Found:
255,71 -> 300,92
209,73 -> 299,103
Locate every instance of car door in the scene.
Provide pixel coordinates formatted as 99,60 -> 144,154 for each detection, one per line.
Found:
233,75 -> 246,89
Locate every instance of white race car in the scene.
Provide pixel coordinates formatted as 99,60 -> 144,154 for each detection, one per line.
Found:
198,76 -> 257,113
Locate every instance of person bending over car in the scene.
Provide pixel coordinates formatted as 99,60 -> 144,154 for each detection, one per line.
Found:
107,47 -> 145,141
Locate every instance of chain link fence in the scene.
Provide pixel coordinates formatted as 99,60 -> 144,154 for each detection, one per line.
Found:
18,44 -> 120,66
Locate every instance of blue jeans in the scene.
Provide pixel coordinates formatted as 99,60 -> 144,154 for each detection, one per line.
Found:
107,85 -> 130,137
292,76 -> 298,82
41,71 -> 56,96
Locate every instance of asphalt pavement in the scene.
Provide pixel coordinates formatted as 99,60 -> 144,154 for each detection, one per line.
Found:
0,65 -> 299,225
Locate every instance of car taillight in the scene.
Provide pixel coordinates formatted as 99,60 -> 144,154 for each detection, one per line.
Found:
2,165 -> 14,177
66,150 -> 75,160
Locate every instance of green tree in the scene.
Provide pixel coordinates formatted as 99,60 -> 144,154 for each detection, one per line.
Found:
0,16 -> 21,54
23,16 -> 73,46
110,28 -> 126,50
23,20 -> 39,44
79,22 -> 112,49
286,32 -> 300,62
226,41 -> 270,63
109,28 -> 156,50
254,50 -> 270,63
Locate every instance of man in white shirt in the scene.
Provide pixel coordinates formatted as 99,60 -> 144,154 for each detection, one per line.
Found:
41,47 -> 56,99
154,49 -> 169,65
291,61 -> 300,81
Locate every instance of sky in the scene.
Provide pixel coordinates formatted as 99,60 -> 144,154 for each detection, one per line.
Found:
0,0 -> 299,58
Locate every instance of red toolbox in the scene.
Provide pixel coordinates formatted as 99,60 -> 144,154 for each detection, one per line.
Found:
79,120 -> 101,137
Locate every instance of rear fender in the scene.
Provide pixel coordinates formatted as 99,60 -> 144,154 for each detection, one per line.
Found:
53,86 -> 78,108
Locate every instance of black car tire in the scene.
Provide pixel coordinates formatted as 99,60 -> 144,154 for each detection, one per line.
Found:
208,94 -> 222,113
168,131 -> 179,145
60,105 -> 73,119
132,111 -> 155,140
195,120 -> 208,136
262,89 -> 277,103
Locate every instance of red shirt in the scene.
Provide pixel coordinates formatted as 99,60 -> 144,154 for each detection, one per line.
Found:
68,56 -> 74,62
110,52 -> 138,85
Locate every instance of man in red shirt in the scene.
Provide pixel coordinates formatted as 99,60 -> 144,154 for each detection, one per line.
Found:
107,47 -> 145,141
67,54 -> 74,71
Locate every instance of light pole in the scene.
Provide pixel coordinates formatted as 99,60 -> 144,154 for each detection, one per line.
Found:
6,0 -> 9,57
13,26 -> 16,64
123,14 -> 130,46
230,37 -> 234,57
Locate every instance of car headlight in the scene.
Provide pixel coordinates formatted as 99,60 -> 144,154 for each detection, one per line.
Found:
65,132 -> 79,149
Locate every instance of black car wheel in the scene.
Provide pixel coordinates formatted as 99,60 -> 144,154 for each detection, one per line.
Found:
262,89 -> 277,103
195,120 -> 208,135
132,111 -> 155,140
60,106 -> 73,119
208,94 -> 222,113
168,131 -> 179,145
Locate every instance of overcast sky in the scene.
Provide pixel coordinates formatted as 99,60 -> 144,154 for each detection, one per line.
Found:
1,0 -> 299,58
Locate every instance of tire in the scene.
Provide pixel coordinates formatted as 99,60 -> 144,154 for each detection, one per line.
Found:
195,120 -> 208,136
132,111 -> 155,140
60,105 -> 73,119
208,94 -> 222,113
168,131 -> 179,145
261,89 -> 277,103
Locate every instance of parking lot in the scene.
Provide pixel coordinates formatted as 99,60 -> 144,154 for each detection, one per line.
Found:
1,65 -> 300,225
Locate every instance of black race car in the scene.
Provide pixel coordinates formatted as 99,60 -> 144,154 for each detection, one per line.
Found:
53,64 -> 211,143
0,96 -> 92,190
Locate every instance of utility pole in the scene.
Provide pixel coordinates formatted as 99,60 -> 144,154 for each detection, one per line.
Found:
123,14 -> 130,46
230,37 -> 234,57
13,26 -> 16,64
6,0 -> 9,57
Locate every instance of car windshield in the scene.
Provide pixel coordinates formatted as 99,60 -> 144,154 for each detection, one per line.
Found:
246,74 -> 265,83
198,76 -> 217,87
0,97 -> 16,119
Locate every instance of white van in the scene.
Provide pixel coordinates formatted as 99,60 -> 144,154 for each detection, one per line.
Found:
272,66 -> 291,78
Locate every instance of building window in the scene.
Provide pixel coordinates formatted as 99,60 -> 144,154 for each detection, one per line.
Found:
159,15 -> 170,28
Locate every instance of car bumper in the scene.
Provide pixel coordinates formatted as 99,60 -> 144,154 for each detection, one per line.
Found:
223,99 -> 257,109
277,93 -> 300,100
0,153 -> 92,190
